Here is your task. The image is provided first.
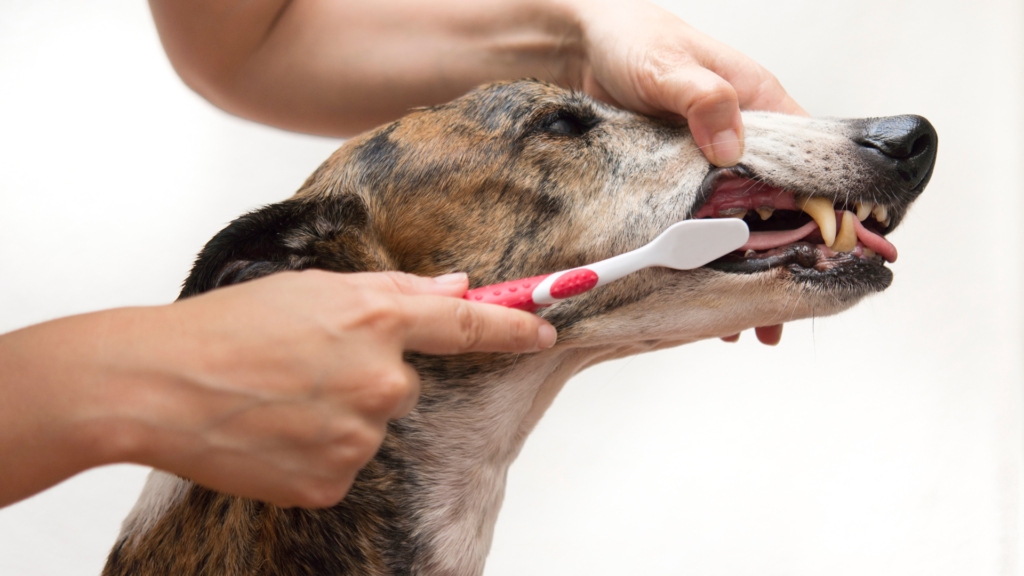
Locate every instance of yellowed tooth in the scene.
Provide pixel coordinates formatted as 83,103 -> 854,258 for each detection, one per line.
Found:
863,247 -> 877,258
855,201 -> 873,222
719,207 -> 747,219
872,204 -> 888,223
756,206 -> 774,220
796,195 -> 837,247
832,210 -> 858,253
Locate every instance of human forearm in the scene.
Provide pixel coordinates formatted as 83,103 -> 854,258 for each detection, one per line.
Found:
0,308 -> 154,507
149,0 -> 584,136
0,271 -> 555,509
149,0 -> 805,169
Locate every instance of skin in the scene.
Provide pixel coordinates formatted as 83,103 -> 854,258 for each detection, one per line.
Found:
0,272 -> 554,509
0,0 -> 801,509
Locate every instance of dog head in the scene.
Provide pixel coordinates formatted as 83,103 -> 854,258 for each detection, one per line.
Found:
183,79 -> 936,354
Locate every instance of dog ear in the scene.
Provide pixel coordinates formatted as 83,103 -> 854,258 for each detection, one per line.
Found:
179,195 -> 371,299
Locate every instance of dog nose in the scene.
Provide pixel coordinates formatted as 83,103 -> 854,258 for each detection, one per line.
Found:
856,115 -> 938,191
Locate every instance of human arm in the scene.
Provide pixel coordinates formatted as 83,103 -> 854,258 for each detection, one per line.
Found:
0,271 -> 555,509
147,0 -> 806,166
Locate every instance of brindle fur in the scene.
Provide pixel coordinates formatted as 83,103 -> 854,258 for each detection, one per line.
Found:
104,80 -> 935,576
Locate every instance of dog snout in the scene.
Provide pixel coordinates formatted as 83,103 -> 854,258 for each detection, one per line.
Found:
855,115 -> 938,191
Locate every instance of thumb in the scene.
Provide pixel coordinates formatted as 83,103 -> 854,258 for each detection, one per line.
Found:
637,53 -> 744,167
341,271 -> 470,298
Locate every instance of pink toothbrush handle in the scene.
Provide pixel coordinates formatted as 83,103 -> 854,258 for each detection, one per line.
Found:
463,268 -> 600,312
463,274 -> 552,312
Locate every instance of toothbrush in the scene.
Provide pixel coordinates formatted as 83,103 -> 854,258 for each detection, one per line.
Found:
463,219 -> 750,312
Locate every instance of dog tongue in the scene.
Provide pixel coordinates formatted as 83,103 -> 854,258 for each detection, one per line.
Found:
849,214 -> 898,262
739,211 -> 898,262
741,221 -> 820,251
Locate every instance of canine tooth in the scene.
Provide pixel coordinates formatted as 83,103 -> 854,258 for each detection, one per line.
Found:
855,201 -> 873,221
756,206 -> 774,220
719,207 -> 747,219
883,217 -> 891,227
744,249 -> 757,257
872,204 -> 888,223
864,247 -> 877,258
796,195 -> 837,247
832,211 -> 858,253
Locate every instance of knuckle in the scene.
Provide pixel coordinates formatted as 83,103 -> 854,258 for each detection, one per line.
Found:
633,46 -> 739,120
506,313 -> 535,351
687,81 -> 738,116
337,424 -> 384,465
369,367 -> 414,411
296,480 -> 347,509
353,291 -> 406,334
379,271 -> 417,292
638,45 -> 695,84
760,70 -> 782,91
454,302 -> 485,351
754,71 -> 787,103
368,271 -> 408,295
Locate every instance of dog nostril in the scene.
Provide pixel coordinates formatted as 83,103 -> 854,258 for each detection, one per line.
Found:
907,134 -> 932,159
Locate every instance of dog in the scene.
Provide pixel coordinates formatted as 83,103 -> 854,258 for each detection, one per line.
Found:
103,79 -> 937,575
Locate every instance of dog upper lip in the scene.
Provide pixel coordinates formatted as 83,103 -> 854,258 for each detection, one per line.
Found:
688,165 -> 755,219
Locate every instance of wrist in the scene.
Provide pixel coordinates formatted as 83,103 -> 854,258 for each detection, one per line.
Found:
0,307 -> 166,505
70,305 -> 187,468
47,307 -> 164,468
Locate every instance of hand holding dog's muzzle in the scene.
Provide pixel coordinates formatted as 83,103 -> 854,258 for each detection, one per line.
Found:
570,0 -> 808,167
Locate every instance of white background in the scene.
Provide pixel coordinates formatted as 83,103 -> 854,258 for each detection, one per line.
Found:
1,1 -> 1021,575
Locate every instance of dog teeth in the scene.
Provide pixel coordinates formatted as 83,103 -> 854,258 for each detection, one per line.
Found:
863,247 -> 877,258
756,206 -> 774,220
832,211 -> 858,253
719,207 -> 747,219
872,204 -> 888,224
744,249 -> 757,257
796,195 -> 837,247
855,201 -> 873,222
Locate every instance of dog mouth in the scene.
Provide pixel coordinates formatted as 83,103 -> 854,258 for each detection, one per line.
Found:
690,167 -> 897,275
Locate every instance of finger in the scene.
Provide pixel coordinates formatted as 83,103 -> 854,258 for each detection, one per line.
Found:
720,333 -> 740,343
398,296 -> 557,355
388,363 -> 422,420
580,74 -> 624,109
751,89 -> 808,117
733,71 -> 810,117
339,270 -> 469,298
755,324 -> 783,346
686,39 -> 810,118
636,51 -> 743,166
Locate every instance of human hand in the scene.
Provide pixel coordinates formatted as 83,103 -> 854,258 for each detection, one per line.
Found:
568,0 -> 808,167
125,270 -> 555,508
566,0 -> 800,344
0,270 -> 554,509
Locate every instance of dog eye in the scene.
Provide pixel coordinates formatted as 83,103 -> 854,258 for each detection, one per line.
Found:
541,112 -> 590,137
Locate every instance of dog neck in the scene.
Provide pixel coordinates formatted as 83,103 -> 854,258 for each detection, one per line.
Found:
406,342 -> 657,575
111,342 -> 667,576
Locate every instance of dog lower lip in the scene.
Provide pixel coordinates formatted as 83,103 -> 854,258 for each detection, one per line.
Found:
708,243 -> 818,273
706,242 -> 886,274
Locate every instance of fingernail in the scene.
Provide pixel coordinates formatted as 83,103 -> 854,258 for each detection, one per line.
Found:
433,272 -> 468,284
711,129 -> 742,166
536,324 -> 557,349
